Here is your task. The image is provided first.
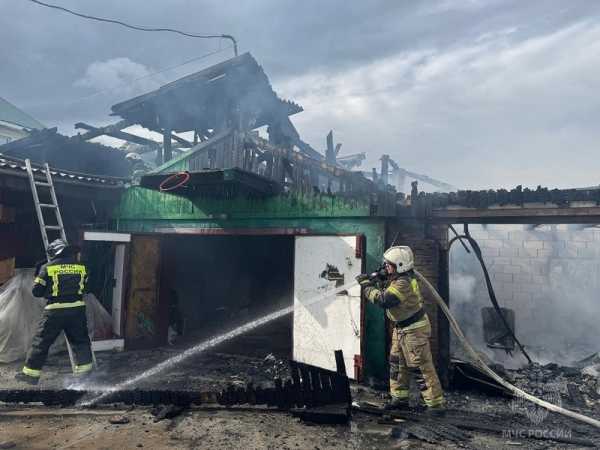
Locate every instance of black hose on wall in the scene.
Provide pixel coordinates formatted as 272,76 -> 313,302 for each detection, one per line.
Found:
448,227 -> 533,365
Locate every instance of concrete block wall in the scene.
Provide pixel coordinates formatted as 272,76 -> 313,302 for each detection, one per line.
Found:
450,224 -> 600,364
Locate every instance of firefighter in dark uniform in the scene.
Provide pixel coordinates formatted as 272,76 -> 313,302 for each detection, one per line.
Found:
356,245 -> 445,414
15,239 -> 93,385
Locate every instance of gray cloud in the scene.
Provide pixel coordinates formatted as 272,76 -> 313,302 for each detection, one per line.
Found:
74,57 -> 162,94
1,0 -> 600,189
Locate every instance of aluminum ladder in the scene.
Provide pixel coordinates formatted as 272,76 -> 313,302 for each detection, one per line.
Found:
24,159 -> 96,373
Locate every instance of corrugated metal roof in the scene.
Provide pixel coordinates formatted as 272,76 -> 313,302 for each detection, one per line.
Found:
0,97 -> 45,130
0,153 -> 127,188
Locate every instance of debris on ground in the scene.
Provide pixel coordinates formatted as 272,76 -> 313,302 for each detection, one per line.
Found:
109,415 -> 130,425
391,422 -> 472,446
2,350 -> 600,448
576,352 -> 600,368
508,361 -> 600,411
151,404 -> 186,422
290,405 -> 350,425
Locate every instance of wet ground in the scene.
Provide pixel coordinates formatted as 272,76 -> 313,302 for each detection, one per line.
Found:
1,346 -> 600,449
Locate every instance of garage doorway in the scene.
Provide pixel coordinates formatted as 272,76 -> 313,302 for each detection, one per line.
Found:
161,234 -> 295,358
122,232 -> 365,379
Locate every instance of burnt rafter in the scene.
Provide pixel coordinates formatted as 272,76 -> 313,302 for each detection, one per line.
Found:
110,53 -> 302,135
379,156 -> 456,192
166,132 -> 193,148
75,121 -> 160,150
108,52 -> 320,165
0,128 -> 130,177
75,121 -> 192,155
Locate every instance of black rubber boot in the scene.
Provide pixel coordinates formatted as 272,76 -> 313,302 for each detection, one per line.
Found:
384,397 -> 410,410
14,372 -> 39,386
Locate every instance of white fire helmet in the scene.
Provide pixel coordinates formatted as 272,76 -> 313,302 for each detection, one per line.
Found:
383,246 -> 414,273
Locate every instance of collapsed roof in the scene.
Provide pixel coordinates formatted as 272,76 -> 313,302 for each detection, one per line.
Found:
111,52 -> 303,136
0,128 -> 130,177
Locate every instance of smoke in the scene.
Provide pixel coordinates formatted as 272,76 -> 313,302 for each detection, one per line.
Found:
74,57 -> 164,97
449,259 -> 499,365
278,19 -> 600,189
450,224 -> 600,368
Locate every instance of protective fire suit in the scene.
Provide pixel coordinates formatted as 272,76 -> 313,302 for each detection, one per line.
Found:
363,271 -> 444,408
21,255 -> 93,379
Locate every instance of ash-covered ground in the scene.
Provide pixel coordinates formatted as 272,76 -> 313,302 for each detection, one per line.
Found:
1,346 -> 600,449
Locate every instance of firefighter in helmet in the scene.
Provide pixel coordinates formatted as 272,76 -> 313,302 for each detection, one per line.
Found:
356,246 -> 444,413
15,239 -> 93,385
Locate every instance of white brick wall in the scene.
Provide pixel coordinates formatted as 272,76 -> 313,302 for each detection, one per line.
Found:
450,224 -> 600,363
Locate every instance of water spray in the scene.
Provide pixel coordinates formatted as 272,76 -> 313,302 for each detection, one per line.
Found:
80,280 -> 358,406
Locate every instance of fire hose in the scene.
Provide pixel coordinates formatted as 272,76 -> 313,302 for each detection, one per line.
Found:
414,269 -> 600,430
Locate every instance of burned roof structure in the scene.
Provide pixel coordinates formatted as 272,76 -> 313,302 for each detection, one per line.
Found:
106,52 -> 325,163
80,52 -> 376,195
0,128 -> 130,177
111,52 -> 303,140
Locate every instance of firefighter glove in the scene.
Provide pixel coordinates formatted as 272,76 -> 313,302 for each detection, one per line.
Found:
355,274 -> 373,287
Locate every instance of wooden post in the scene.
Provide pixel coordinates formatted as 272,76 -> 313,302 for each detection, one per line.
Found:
437,231 -> 451,388
381,154 -> 390,186
163,126 -> 173,162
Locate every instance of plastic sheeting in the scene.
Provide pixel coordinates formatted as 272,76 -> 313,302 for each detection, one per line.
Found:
0,269 -> 113,363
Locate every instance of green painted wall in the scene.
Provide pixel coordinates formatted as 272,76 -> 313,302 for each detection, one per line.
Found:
116,186 -> 373,220
114,186 -> 389,379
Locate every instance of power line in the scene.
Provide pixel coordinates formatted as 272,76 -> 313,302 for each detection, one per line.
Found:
26,0 -> 238,56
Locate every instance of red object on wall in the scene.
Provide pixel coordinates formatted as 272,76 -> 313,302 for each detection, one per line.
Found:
355,235 -> 365,259
354,354 -> 363,382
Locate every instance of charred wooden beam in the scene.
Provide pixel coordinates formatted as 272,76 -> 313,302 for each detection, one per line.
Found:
75,120 -> 130,140
325,130 -> 336,165
0,352 -> 352,413
75,121 -> 160,151
167,132 -> 193,148
163,126 -> 173,162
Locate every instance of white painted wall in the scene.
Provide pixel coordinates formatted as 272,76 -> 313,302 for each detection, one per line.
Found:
293,235 -> 362,378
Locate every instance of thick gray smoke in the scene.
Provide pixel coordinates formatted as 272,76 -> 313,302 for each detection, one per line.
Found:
450,224 -> 600,368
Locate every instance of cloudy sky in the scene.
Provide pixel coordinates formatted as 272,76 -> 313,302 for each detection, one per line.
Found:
2,0 -> 600,190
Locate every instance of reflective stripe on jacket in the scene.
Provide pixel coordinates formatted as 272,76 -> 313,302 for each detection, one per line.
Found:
32,256 -> 88,308
364,273 -> 425,325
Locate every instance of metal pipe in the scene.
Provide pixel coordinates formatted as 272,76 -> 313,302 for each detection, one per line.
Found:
222,34 -> 239,56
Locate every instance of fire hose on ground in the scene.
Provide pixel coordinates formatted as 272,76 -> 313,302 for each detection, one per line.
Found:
414,269 -> 600,430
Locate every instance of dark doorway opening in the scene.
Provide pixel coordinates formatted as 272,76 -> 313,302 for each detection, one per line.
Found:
160,234 -> 295,358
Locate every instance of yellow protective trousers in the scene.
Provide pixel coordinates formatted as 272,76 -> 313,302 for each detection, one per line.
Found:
389,315 -> 444,407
